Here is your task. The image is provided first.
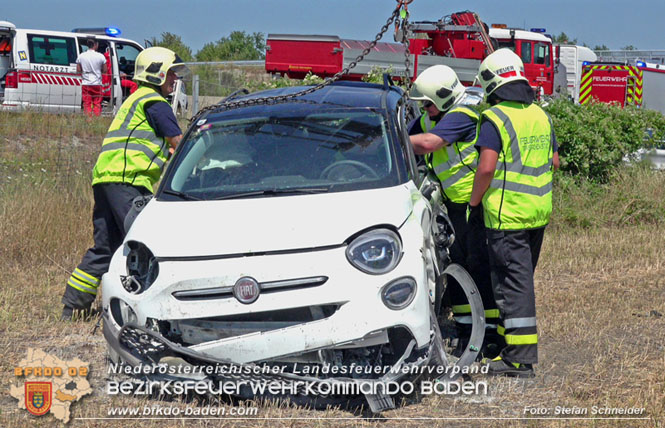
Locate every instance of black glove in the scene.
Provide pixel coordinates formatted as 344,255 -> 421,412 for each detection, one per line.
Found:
466,203 -> 483,227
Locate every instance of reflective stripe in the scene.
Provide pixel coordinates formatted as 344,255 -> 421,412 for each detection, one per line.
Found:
485,309 -> 500,319
504,333 -> 538,345
104,130 -> 168,159
106,129 -> 161,141
453,316 -> 473,325
433,143 -> 477,175
503,317 -> 537,329
452,304 -> 471,314
67,278 -> 98,295
100,143 -> 166,170
420,114 -> 436,132
437,164 -> 472,189
73,268 -> 99,286
491,107 -> 552,177
498,325 -> 505,336
115,92 -> 163,131
490,179 -> 553,196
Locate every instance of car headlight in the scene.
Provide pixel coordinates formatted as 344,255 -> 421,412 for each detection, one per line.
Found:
122,241 -> 159,294
346,228 -> 402,274
381,277 -> 417,310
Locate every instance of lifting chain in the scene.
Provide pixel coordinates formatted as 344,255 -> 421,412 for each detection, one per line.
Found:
189,0 -> 414,125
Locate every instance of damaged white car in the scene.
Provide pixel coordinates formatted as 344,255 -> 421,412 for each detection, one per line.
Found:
102,80 -> 485,412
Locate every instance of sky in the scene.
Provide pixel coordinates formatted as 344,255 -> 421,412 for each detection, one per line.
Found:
2,0 -> 663,54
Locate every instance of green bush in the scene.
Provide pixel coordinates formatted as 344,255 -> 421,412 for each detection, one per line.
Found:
544,98 -> 665,182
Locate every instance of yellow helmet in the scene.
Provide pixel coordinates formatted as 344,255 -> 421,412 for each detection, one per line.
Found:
477,48 -> 528,96
409,65 -> 464,112
134,47 -> 190,86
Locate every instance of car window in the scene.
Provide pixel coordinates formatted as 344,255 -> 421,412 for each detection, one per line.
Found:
535,43 -> 550,66
496,41 -> 515,52
115,42 -> 141,76
520,41 -> 532,64
163,108 -> 400,200
28,34 -> 77,65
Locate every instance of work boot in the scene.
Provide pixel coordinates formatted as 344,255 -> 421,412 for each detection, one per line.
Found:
60,306 -> 74,321
60,306 -> 94,321
480,332 -> 503,360
483,356 -> 534,378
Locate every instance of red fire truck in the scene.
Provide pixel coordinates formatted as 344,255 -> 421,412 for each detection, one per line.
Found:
579,61 -> 665,113
265,11 -> 556,95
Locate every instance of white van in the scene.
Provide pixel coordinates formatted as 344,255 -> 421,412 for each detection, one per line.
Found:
556,45 -> 598,103
0,21 -> 146,113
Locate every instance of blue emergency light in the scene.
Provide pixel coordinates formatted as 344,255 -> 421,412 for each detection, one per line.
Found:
530,28 -> 546,33
582,61 -> 590,66
105,27 -> 122,37
72,26 -> 122,37
636,61 -> 646,68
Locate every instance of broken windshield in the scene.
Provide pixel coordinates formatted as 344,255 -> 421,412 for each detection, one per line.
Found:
161,108 -> 401,200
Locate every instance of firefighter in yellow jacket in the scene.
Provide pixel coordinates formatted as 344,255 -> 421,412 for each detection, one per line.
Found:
470,49 -> 560,377
61,47 -> 190,320
409,65 -> 500,359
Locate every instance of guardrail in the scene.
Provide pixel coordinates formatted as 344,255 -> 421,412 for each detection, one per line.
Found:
594,50 -> 665,64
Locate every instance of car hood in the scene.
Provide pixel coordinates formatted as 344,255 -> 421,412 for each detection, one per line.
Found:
125,184 -> 418,257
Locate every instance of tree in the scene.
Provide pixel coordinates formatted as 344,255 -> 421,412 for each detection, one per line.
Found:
195,31 -> 266,62
148,32 -> 194,62
553,32 -> 577,45
593,44 -> 610,51
621,45 -> 637,51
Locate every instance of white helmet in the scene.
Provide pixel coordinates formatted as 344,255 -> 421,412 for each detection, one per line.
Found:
477,48 -> 528,96
409,65 -> 465,112
134,47 -> 190,86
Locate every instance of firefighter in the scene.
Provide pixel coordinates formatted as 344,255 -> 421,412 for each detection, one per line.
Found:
61,47 -> 190,320
408,65 -> 500,359
470,48 -> 560,377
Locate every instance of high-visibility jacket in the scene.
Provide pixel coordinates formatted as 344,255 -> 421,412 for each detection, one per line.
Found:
92,86 -> 169,192
481,101 -> 554,230
426,106 -> 479,203
419,113 -> 437,133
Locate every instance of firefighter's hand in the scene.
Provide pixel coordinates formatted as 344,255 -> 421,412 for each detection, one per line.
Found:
466,203 -> 483,227
168,147 -> 175,160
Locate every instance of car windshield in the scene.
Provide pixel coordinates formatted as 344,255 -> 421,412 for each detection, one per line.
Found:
161,107 -> 401,200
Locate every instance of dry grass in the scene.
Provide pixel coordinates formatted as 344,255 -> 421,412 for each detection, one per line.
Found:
1,113 -> 664,427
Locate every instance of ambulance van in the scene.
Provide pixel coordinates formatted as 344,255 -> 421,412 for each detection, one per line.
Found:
0,21 -> 145,113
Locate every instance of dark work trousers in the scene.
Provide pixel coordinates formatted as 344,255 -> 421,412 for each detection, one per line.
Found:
486,227 -> 546,365
445,201 -> 499,336
62,183 -> 151,310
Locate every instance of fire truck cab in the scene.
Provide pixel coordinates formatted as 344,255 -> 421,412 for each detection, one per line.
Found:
0,21 -> 144,113
489,27 -> 555,95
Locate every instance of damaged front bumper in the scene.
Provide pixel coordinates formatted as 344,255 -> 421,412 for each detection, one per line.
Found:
103,316 -> 434,412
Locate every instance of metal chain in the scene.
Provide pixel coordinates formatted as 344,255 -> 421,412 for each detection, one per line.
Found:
189,1 -> 413,124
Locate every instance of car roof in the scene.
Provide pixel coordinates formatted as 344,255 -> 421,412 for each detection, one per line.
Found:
204,81 -> 405,121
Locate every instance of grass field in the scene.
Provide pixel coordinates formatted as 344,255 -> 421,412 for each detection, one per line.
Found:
0,111 -> 664,427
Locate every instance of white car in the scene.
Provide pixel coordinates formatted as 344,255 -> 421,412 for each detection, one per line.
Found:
102,80 -> 484,411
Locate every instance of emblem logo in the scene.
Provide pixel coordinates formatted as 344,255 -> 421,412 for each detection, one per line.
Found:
233,277 -> 260,304
25,382 -> 52,416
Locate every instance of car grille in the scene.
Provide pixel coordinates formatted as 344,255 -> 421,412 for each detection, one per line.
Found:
171,275 -> 328,301
169,304 -> 342,344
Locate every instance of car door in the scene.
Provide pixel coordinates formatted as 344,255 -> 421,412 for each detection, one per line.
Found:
112,41 -> 142,109
26,33 -> 78,111
0,24 -> 13,102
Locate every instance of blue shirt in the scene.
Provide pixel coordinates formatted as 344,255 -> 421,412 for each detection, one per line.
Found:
430,111 -> 477,144
145,101 -> 181,138
409,111 -> 476,144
